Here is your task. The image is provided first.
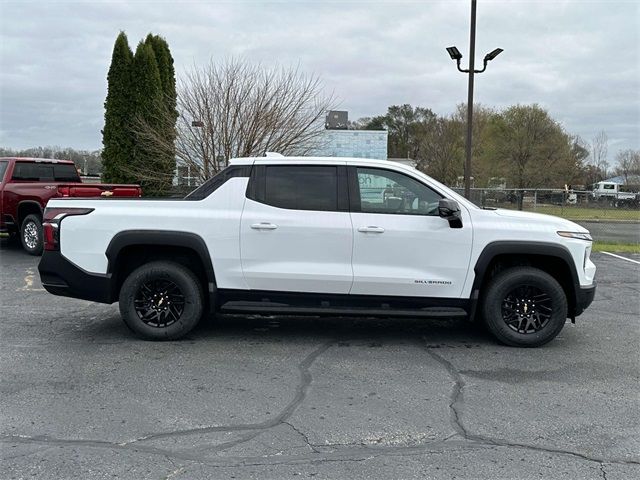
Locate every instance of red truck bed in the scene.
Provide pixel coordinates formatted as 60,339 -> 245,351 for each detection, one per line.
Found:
0,157 -> 141,254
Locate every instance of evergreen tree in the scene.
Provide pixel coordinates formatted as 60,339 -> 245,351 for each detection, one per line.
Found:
102,32 -> 134,183
144,34 -> 177,190
131,41 -> 166,195
144,34 -> 177,114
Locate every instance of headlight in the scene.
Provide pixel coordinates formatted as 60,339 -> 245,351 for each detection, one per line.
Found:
557,231 -> 593,241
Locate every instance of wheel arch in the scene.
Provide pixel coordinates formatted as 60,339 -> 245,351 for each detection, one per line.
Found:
105,230 -> 216,311
471,241 -> 580,320
17,200 -> 43,224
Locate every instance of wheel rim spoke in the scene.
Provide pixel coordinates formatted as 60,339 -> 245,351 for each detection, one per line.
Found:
133,278 -> 185,328
501,284 -> 553,334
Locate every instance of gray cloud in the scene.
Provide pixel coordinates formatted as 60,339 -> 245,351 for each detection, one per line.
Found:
1,0 -> 638,162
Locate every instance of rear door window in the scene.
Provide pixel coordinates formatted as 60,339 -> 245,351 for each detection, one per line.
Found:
264,166 -> 338,211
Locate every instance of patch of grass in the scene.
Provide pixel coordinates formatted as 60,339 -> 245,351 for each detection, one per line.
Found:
529,205 -> 640,222
592,242 -> 640,254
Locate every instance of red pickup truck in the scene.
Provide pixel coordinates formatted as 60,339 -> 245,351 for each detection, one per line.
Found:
0,157 -> 141,255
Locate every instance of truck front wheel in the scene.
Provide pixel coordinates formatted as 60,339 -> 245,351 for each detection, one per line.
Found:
119,261 -> 204,340
20,214 -> 43,255
481,267 -> 568,347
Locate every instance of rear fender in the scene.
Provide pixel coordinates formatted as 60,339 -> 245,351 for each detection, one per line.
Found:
106,230 -> 216,309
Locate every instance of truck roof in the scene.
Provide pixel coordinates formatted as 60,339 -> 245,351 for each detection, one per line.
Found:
229,156 -> 403,168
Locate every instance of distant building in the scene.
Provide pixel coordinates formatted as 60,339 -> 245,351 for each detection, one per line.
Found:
311,111 -> 388,160
313,129 -> 388,160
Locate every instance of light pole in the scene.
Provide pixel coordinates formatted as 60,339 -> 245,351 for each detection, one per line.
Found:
446,0 -> 502,199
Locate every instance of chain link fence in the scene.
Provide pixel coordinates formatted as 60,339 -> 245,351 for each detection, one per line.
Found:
451,188 -> 640,244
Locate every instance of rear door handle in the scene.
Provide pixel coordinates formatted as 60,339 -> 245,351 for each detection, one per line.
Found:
251,222 -> 278,230
358,226 -> 385,233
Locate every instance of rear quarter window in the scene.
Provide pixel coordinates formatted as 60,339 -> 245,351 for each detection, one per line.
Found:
0,161 -> 8,182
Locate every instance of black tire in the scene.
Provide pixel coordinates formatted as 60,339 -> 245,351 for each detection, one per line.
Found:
119,261 -> 204,340
20,214 -> 43,256
481,267 -> 568,347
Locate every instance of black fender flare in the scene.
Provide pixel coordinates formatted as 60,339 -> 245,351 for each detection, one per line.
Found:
469,241 -> 580,320
17,200 -> 44,223
105,230 -> 217,308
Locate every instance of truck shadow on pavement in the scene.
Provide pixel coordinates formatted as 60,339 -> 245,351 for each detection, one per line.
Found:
192,314 -> 492,347
77,308 -> 497,347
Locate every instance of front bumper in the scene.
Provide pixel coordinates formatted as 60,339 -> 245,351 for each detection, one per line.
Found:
38,250 -> 115,304
573,283 -> 596,317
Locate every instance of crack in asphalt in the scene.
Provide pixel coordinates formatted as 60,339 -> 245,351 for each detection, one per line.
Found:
1,339 -> 334,465
599,462 -> 608,480
120,339 -> 333,446
422,340 -> 640,467
422,345 -> 468,440
0,434 -> 471,469
282,421 -> 318,453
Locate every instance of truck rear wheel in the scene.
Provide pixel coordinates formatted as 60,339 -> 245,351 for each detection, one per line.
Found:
20,214 -> 43,256
119,261 -> 204,340
481,267 -> 568,347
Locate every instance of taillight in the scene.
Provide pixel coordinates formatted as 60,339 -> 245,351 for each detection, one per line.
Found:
43,207 -> 94,251
57,186 -> 71,197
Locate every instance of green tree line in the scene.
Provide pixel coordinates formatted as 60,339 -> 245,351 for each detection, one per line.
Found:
354,104 -> 638,189
0,146 -> 102,175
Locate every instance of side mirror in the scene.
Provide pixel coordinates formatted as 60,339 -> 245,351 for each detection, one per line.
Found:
438,198 -> 463,228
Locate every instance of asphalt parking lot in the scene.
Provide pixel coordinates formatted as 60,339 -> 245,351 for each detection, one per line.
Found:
1,241 -> 639,480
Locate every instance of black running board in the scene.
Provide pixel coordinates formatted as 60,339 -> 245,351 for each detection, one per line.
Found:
219,300 -> 468,318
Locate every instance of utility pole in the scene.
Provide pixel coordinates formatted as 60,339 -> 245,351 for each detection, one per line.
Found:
446,0 -> 503,199
465,0 -> 477,200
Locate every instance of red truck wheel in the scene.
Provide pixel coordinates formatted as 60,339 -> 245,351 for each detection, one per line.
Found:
20,214 -> 43,256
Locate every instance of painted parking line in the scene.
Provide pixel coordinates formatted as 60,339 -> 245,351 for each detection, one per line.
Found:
601,251 -> 640,265
16,267 -> 46,292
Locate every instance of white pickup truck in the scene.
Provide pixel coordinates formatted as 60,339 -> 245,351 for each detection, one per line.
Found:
38,156 -> 596,347
591,181 -> 639,207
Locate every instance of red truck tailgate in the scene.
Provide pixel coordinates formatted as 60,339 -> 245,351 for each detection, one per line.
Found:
59,184 -> 142,197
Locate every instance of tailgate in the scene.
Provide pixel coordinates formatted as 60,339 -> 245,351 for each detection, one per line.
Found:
62,184 -> 142,197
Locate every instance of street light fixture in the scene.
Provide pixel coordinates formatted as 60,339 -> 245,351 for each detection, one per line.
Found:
446,0 -> 503,199
484,48 -> 503,62
446,46 -> 462,60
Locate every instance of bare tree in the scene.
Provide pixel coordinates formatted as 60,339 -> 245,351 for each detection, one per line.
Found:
614,149 -> 640,184
135,59 -> 335,184
590,130 -> 609,182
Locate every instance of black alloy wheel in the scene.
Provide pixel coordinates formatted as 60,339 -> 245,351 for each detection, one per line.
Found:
133,279 -> 186,328
501,285 -> 553,334
482,267 -> 568,347
119,261 -> 204,340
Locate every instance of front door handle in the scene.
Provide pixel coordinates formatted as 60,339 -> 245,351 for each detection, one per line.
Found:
358,226 -> 385,233
251,222 -> 278,230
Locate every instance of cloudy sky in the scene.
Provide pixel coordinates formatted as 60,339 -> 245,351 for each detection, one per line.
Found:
1,0 -> 638,163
